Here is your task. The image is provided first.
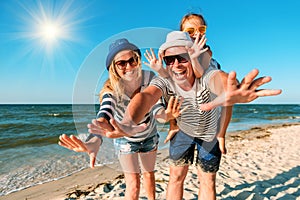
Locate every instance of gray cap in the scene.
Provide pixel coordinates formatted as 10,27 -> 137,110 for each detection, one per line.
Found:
159,31 -> 193,55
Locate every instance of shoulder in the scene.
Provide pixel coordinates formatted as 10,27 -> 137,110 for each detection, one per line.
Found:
142,70 -> 156,78
203,68 -> 220,78
101,92 -> 115,100
210,58 -> 221,69
142,70 -> 157,87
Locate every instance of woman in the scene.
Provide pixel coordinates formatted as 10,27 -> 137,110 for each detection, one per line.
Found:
59,38 -> 179,200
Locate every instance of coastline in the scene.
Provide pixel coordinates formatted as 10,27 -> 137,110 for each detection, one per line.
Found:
1,122 -> 300,200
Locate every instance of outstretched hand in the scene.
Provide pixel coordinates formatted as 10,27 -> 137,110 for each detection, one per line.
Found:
186,33 -> 209,59
155,96 -> 188,121
58,134 -> 102,168
199,69 -> 282,111
88,118 -> 147,138
144,48 -> 169,78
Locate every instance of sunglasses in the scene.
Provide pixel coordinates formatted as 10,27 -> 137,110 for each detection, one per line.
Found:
183,25 -> 206,36
114,56 -> 138,70
163,53 -> 190,66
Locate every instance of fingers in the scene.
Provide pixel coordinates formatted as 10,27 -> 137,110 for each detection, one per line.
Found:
196,34 -> 207,52
217,137 -> 227,154
193,33 -> 200,44
166,96 -> 184,118
199,34 -> 206,43
227,71 -> 238,91
166,96 -> 174,112
109,118 -> 122,132
87,119 -> 106,134
108,119 -> 130,137
58,134 -> 87,152
164,129 -> 179,143
248,76 -> 271,90
198,35 -> 207,47
59,134 -> 76,149
144,48 -> 157,61
199,47 -> 209,54
239,69 -> 259,90
89,153 -> 96,168
167,96 -> 182,111
238,69 -> 282,96
255,89 -> 282,97
70,135 -> 87,151
158,52 -> 163,61
179,105 -> 189,114
200,69 -> 282,111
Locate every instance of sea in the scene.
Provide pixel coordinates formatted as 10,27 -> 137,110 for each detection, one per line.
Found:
0,104 -> 299,196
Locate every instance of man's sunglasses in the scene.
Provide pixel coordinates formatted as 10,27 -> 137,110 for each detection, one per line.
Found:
163,53 -> 190,66
183,25 -> 206,36
114,56 -> 138,70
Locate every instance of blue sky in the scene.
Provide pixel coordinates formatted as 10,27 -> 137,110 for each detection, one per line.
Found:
0,0 -> 299,104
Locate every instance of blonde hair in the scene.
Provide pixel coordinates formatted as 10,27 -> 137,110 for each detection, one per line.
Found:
99,50 -> 142,103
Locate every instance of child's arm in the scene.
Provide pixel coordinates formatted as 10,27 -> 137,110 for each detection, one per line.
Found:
144,48 -> 169,78
164,119 -> 179,143
217,106 -> 233,154
187,34 -> 209,78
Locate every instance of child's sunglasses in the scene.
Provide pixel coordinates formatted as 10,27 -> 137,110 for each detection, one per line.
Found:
183,25 -> 206,36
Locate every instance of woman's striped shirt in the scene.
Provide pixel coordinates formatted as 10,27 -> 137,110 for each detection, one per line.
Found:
97,70 -> 164,142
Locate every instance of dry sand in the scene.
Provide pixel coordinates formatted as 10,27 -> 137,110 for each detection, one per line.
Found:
1,123 -> 300,200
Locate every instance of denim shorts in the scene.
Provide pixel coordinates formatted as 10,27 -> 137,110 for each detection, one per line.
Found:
169,130 -> 221,173
114,134 -> 159,155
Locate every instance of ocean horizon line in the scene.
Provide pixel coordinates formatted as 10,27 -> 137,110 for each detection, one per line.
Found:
0,103 -> 299,105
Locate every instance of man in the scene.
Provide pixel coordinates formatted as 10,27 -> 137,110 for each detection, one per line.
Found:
89,31 -> 281,199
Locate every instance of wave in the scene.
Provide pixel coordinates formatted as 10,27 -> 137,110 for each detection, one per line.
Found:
0,135 -> 61,149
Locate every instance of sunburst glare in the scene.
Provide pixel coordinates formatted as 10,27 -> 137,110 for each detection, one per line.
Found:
12,0 -> 89,67
40,22 -> 61,41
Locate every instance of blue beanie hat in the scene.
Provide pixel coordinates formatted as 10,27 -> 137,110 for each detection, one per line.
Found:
106,38 -> 141,70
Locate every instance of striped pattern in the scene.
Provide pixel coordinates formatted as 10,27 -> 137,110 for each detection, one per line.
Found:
151,68 -> 221,141
97,70 -> 164,142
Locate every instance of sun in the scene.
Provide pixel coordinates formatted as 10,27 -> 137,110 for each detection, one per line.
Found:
14,0 -> 87,56
40,22 -> 61,41
34,15 -> 69,49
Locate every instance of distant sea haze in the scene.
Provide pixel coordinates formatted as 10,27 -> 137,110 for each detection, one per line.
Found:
0,104 -> 299,195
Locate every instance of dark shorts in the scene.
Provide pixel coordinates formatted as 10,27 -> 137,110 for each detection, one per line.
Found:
169,130 -> 221,173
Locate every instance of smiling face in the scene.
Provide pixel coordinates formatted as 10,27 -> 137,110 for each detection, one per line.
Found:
181,17 -> 205,41
113,50 -> 141,82
164,46 -> 195,89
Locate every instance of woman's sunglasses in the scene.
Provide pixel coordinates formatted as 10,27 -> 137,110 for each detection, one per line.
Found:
183,25 -> 206,36
114,56 -> 138,70
163,53 -> 190,66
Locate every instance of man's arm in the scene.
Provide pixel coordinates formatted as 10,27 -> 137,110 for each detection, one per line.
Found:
123,85 -> 163,124
201,69 -> 282,111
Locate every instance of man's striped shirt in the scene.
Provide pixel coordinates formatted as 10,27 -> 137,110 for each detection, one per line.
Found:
150,68 -> 221,142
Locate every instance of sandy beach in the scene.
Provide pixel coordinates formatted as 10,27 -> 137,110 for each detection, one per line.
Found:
1,122 -> 300,200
